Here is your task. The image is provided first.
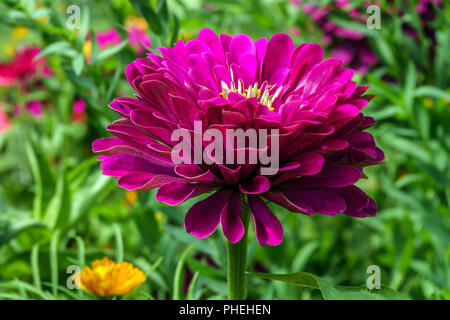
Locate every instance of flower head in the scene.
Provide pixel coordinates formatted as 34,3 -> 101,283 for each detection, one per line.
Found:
71,99 -> 87,123
93,29 -> 384,246
26,100 -> 44,118
77,257 -> 146,297
0,46 -> 51,87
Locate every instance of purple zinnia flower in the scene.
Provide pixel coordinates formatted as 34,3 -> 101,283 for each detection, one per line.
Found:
93,29 -> 384,246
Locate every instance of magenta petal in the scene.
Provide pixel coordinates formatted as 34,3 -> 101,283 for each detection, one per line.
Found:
284,188 -> 346,215
239,176 -> 270,194
296,164 -> 362,188
185,189 -> 230,239
198,28 -> 225,64
262,33 -> 294,83
175,164 -> 222,184
295,152 -> 325,176
156,182 -> 214,205
320,138 -> 349,151
339,186 -> 377,217
221,192 -> 244,243
248,195 -> 283,246
117,172 -> 180,191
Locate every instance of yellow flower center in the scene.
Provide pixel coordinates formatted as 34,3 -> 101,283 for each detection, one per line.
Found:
220,69 -> 282,111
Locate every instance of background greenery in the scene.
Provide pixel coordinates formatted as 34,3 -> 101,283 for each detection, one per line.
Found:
0,0 -> 448,300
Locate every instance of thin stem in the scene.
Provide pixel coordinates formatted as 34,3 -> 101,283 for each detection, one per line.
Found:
227,200 -> 250,300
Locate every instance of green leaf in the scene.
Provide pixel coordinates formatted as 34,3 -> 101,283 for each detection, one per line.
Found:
173,243 -> 197,300
25,136 -> 56,220
77,5 -> 90,46
36,41 -> 77,59
130,0 -> 163,35
114,224 -> 124,262
72,53 -> 84,76
0,216 -> 45,247
170,14 -> 180,47
415,86 -> 450,100
373,36 -> 396,67
93,40 -> 128,62
43,171 -> 72,230
403,62 -> 416,111
247,272 -> 409,300
50,229 -> 61,297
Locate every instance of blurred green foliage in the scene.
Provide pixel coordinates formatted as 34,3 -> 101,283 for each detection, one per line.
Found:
0,0 -> 448,300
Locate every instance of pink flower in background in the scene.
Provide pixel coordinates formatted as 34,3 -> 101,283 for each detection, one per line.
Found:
403,0 -> 442,41
294,0 -> 442,73
297,1 -> 377,74
288,26 -> 301,37
0,46 -> 51,88
96,29 -> 122,49
0,47 -> 52,118
72,99 -> 87,122
0,107 -> 10,133
331,40 -> 378,74
26,101 -> 43,118
125,16 -> 152,55
84,23 -> 151,60
128,27 -> 152,55
418,0 -> 441,14
93,29 -> 384,246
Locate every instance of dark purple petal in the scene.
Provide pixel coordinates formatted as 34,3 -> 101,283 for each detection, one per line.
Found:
221,192 -> 244,243
248,195 -> 283,246
284,188 -> 346,215
185,189 -> 230,239
156,182 -> 214,205
293,164 -> 362,188
239,176 -> 270,194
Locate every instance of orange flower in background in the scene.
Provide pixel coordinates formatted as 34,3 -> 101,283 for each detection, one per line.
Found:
78,257 -> 146,297
125,190 -> 138,207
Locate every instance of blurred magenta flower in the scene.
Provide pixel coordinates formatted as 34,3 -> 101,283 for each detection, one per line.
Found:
26,101 -> 43,117
93,29 -> 384,246
125,16 -> 152,55
96,29 -> 122,49
72,99 -> 87,123
84,21 -> 151,60
294,0 -> 442,73
295,1 -> 377,74
0,46 -> 51,88
403,0 -> 442,41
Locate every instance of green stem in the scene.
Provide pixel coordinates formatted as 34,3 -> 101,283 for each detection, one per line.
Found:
227,200 -> 250,300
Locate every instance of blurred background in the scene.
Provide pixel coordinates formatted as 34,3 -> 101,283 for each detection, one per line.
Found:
0,0 -> 448,300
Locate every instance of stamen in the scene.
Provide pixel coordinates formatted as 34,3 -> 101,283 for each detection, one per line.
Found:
220,77 -> 282,111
